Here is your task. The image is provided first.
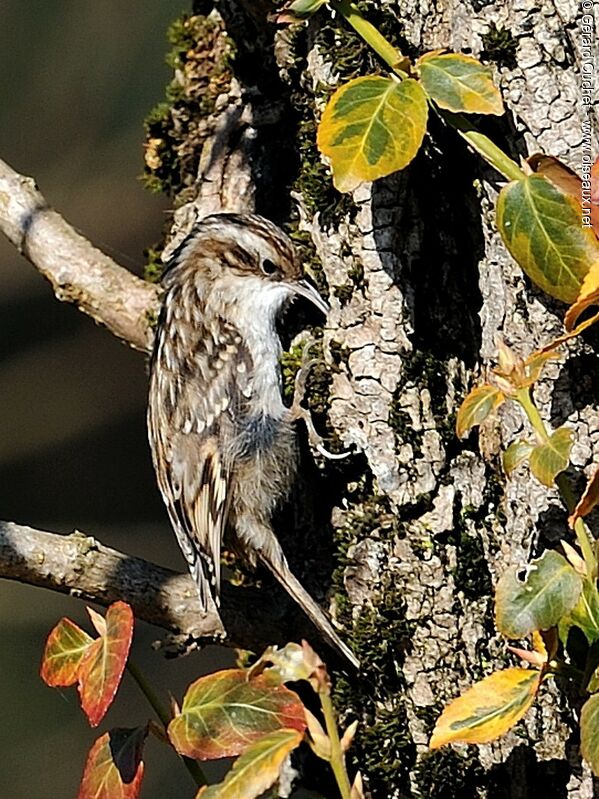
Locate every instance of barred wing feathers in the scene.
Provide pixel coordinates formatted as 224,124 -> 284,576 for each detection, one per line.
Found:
148,309 -> 252,609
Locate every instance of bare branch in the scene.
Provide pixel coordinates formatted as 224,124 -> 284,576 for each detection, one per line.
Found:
0,158 -> 159,352
0,521 -> 308,654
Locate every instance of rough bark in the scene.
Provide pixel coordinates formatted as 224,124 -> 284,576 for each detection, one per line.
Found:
140,1 -> 597,796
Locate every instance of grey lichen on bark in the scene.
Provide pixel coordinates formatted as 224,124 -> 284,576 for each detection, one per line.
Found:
142,1 -> 598,795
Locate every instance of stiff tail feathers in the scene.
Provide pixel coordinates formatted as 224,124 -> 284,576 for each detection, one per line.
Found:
258,550 -> 360,672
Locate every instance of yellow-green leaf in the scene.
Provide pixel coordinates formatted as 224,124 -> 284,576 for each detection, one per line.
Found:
581,694 -> 599,776
417,52 -> 503,115
528,427 -> 574,487
430,668 -> 541,748
40,618 -> 94,687
503,440 -> 534,477
317,76 -> 428,192
456,384 -> 504,438
562,579 -> 599,645
196,729 -> 303,799
495,550 -> 582,638
497,175 -> 599,303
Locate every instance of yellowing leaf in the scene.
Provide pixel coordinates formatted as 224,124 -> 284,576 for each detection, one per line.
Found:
196,729 -> 303,799
168,669 -> 306,760
430,668 -> 541,748
502,440 -> 534,477
569,466 -> 599,528
565,260 -> 599,331
317,76 -> 428,192
495,550 -> 582,639
497,175 -> 599,303
528,154 -> 599,238
417,52 -> 503,115
528,427 -> 574,487
456,384 -> 504,438
581,694 -> 599,777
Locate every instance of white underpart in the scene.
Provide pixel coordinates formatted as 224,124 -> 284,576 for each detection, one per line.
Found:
207,275 -> 292,418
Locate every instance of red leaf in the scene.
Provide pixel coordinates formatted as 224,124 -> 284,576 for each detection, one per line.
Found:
78,602 -> 134,727
41,617 -> 94,687
78,727 -> 147,799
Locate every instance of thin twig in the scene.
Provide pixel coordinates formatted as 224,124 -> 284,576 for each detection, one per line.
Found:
0,157 -> 159,352
0,521 -> 312,653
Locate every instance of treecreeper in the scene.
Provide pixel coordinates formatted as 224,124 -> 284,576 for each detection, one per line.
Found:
147,212 -> 359,670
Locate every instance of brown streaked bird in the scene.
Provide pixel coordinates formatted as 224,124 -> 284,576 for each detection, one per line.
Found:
148,213 -> 358,670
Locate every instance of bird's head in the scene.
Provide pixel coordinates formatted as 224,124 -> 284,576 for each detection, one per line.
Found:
163,213 -> 329,317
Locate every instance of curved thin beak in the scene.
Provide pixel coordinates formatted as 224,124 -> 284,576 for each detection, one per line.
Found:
291,278 -> 330,315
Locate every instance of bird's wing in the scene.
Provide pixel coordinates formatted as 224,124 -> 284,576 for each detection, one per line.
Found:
148,315 -> 252,609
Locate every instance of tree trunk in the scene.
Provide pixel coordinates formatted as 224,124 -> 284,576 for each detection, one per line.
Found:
143,1 -> 598,795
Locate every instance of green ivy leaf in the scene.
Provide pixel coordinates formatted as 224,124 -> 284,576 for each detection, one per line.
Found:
317,76 -> 428,192
417,52 -> 503,115
562,579 -> 599,645
496,175 -> 599,303
581,694 -> 599,776
502,440 -> 534,477
528,427 -> 574,487
495,550 -> 582,638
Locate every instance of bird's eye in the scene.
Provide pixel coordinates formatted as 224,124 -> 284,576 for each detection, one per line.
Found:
261,258 -> 278,276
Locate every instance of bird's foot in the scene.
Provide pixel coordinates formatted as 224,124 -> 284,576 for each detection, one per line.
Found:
289,340 -> 352,461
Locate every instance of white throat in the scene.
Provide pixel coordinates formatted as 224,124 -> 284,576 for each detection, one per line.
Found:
209,275 -> 292,418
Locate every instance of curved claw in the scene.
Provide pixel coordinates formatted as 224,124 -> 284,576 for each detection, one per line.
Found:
315,443 -> 352,460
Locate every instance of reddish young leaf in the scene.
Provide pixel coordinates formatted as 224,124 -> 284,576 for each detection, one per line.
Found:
41,617 -> 94,687
78,602 -> 134,727
565,261 -> 599,332
569,466 -> 599,528
528,154 -> 599,238
168,669 -> 307,760
78,727 -> 147,799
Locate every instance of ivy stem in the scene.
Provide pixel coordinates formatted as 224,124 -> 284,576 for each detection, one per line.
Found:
330,1 -> 525,182
439,111 -> 525,182
126,660 -> 207,788
516,388 -> 597,580
320,692 -> 352,799
330,0 -> 409,75
516,388 -> 549,445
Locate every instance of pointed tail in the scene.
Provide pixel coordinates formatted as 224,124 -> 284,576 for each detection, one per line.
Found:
258,549 -> 360,672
